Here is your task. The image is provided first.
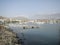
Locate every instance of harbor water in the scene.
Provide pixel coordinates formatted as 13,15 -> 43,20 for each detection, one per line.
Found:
9,24 -> 60,45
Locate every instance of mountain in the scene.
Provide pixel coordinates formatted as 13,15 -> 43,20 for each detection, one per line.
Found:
34,13 -> 60,19
0,16 -> 9,19
12,16 -> 29,20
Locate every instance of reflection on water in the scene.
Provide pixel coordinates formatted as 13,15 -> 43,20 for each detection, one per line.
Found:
9,24 -> 60,45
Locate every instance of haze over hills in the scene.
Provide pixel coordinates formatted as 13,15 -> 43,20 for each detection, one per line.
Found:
33,13 -> 60,19
11,16 -> 29,20
0,13 -> 60,20
0,16 -> 9,19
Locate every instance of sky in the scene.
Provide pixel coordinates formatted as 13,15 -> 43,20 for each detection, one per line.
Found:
0,0 -> 60,18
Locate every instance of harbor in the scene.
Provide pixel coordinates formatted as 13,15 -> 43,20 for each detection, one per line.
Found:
0,0 -> 60,45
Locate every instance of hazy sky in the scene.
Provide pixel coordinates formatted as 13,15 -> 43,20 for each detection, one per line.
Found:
0,0 -> 60,18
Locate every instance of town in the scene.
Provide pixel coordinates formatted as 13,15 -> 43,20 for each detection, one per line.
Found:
0,16 -> 60,25
0,16 -> 60,45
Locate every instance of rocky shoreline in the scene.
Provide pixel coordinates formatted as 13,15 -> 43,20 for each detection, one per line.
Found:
0,24 -> 21,45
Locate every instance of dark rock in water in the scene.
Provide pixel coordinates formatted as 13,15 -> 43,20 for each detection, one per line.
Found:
23,27 -> 25,29
32,26 -> 34,29
22,26 -> 39,29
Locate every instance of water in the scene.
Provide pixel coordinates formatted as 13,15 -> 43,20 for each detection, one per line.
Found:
9,24 -> 60,45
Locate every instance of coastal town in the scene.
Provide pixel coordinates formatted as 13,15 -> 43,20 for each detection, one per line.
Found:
0,16 -> 60,29
0,16 -> 60,45
0,0 -> 60,45
0,16 -> 60,28
0,16 -> 60,25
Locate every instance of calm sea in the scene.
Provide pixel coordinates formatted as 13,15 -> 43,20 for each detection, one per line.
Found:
9,24 -> 60,45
